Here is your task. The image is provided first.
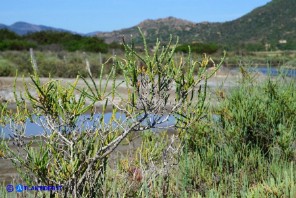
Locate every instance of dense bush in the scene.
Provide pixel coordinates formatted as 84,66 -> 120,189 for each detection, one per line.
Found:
0,30 -> 36,51
176,42 -> 219,54
217,70 -> 296,157
0,29 -> 121,53
0,59 -> 16,76
0,29 -> 21,40
243,43 -> 265,51
25,31 -> 109,53
0,31 -> 218,197
24,31 -> 83,45
0,40 -> 37,51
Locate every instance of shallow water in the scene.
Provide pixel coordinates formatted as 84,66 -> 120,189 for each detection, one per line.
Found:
0,113 -> 177,138
248,67 -> 296,77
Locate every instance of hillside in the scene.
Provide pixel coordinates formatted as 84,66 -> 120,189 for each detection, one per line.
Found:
96,0 -> 296,49
95,17 -> 221,45
219,0 -> 296,48
0,22 -> 71,35
1,0 -> 295,50
0,24 -> 7,29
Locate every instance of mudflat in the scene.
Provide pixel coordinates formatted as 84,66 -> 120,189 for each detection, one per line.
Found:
0,69 -> 243,105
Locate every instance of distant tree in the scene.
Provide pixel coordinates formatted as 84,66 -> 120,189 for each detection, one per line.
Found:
0,29 -> 37,51
176,43 -> 219,54
0,29 -> 21,40
25,31 -> 112,53
0,40 -> 36,51
242,43 -> 265,52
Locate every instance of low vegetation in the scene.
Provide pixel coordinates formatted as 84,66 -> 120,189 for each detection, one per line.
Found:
0,29 -> 122,52
0,32 -> 295,197
1,49 -> 296,78
0,50 -> 115,77
175,43 -> 219,54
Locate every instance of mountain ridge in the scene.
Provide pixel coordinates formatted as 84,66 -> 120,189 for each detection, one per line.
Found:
1,0 -> 295,50
0,21 -> 74,35
95,0 -> 296,49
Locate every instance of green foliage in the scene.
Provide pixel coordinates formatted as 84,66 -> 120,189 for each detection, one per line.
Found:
100,123 -> 296,197
217,70 -> 296,157
180,116 -> 216,152
102,73 -> 296,197
0,40 -> 37,51
0,29 -> 36,51
276,40 -> 296,51
108,41 -> 124,50
243,43 -> 265,52
0,29 -> 20,40
176,43 -> 219,54
135,131 -> 170,166
25,31 -> 110,53
24,31 -> 83,45
0,50 -> 114,77
3,73 -> 103,197
0,29 -> 122,53
0,31 -> 217,197
0,59 -> 16,76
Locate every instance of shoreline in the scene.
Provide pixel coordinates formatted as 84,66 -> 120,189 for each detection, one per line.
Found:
0,72 -> 243,113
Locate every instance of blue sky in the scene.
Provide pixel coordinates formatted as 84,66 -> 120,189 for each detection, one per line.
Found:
1,0 -> 271,34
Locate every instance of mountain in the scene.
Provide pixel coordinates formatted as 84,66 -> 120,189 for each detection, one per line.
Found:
0,22 -> 72,35
85,31 -> 103,36
95,0 -> 296,49
218,0 -> 296,46
1,0 -> 295,49
95,17 -> 218,45
0,24 -> 7,29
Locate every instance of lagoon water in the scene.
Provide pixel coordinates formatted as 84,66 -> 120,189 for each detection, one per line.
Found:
248,67 -> 296,77
0,113 -> 177,139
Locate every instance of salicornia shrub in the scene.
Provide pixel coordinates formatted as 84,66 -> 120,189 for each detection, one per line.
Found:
0,30 -> 222,197
217,68 -> 296,158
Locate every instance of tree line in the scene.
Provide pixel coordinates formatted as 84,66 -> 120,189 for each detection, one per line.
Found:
0,29 -> 123,52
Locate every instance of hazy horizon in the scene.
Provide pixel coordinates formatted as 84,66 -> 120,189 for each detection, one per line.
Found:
1,0 -> 271,34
